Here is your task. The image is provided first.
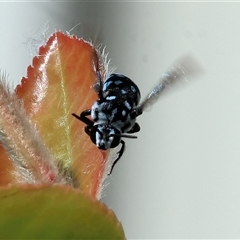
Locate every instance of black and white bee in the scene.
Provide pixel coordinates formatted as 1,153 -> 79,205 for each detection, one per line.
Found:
72,55 -> 201,174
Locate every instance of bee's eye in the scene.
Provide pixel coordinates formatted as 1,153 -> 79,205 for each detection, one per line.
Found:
109,135 -> 120,148
88,126 -> 99,145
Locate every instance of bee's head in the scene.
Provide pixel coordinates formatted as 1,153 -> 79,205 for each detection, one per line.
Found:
85,124 -> 137,150
86,124 -> 121,150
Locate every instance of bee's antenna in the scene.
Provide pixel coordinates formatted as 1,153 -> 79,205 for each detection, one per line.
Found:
110,134 -> 137,139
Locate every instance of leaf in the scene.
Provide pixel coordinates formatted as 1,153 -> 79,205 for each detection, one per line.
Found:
0,74 -> 66,184
16,32 -> 109,198
0,144 -> 25,185
0,32 -> 125,238
0,184 -> 125,239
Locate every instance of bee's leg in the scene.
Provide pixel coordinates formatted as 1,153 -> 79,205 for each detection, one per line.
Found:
130,107 -> 143,118
108,140 -> 125,175
127,122 -> 141,134
72,109 -> 93,126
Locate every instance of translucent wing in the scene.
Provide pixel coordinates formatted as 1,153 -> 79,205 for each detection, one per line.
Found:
92,46 -> 114,97
139,55 -> 203,112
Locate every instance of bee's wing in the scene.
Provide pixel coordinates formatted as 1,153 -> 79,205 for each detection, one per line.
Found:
93,70 -> 103,96
92,46 -> 115,97
139,55 -> 203,112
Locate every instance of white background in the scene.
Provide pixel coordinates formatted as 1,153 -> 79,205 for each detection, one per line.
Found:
1,1 -> 240,239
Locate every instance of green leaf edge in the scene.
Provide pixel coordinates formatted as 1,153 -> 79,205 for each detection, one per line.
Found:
0,184 -> 125,239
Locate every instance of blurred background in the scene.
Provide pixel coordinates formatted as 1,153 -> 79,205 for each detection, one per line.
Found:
1,1 -> 240,239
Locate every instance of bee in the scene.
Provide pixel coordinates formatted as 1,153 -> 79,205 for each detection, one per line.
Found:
72,55 -> 201,174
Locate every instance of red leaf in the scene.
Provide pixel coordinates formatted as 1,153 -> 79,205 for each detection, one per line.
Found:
16,32 -> 109,198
